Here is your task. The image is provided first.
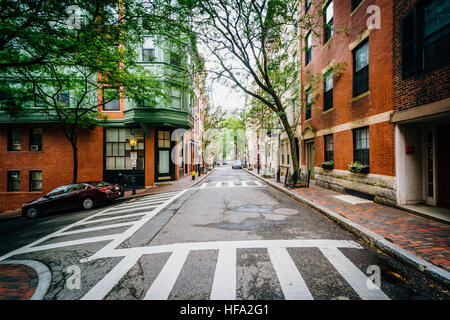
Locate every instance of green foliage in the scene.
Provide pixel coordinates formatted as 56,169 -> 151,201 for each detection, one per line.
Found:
349,161 -> 370,173
321,160 -> 334,170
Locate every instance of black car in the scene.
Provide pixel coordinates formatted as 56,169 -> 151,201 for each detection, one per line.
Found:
22,181 -> 124,219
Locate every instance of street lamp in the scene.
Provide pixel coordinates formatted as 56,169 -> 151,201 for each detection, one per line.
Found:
129,133 -> 138,195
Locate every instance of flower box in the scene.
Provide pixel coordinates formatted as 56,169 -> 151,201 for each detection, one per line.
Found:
321,161 -> 334,170
349,162 -> 370,174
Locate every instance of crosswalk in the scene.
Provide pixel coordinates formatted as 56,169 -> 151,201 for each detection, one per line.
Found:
0,187 -> 391,300
191,180 -> 265,190
0,190 -> 186,262
81,239 -> 390,300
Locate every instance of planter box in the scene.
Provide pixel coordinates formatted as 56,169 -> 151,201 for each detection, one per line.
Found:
321,164 -> 334,170
349,166 -> 370,174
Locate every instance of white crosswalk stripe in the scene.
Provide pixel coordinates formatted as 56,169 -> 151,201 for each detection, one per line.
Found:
80,239 -> 390,300
189,180 -> 266,190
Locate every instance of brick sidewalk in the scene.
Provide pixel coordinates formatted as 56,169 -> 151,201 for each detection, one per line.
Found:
249,170 -> 450,271
0,263 -> 38,300
123,169 -> 214,198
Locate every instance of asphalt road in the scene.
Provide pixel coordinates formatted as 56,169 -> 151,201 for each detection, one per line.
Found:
0,166 -> 448,300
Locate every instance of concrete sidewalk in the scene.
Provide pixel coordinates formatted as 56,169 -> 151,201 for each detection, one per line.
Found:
246,169 -> 450,287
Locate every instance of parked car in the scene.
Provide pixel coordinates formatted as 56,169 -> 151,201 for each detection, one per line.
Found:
22,181 -> 124,219
232,160 -> 242,169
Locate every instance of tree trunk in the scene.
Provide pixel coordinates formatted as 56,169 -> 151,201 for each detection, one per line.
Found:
71,139 -> 78,184
279,111 -> 300,177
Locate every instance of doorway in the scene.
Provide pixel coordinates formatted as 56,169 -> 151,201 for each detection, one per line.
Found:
306,140 -> 315,179
156,129 -> 174,181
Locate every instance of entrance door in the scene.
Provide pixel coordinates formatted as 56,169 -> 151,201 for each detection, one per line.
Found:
306,140 -> 315,179
437,124 -> 450,208
157,130 -> 173,181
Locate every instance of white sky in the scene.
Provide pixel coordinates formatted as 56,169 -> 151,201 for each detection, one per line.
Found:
209,82 -> 246,115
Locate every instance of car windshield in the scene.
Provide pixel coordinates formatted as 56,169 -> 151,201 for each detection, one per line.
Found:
47,186 -> 67,197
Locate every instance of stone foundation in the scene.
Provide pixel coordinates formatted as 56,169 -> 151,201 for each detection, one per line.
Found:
305,166 -> 397,206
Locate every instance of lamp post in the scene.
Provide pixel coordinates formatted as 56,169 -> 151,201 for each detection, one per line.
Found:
129,133 -> 138,195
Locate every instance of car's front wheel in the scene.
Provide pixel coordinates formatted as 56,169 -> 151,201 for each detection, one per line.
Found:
81,197 -> 95,210
26,207 -> 39,219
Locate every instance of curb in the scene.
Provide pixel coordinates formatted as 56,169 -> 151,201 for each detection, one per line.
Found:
245,169 -> 450,288
0,260 -> 51,300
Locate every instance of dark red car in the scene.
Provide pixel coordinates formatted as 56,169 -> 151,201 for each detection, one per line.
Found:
22,181 -> 124,219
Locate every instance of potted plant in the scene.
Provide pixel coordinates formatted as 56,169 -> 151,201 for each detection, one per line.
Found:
349,161 -> 370,174
321,160 -> 334,170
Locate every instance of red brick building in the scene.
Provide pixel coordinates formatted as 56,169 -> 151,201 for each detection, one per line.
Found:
0,35 -> 207,212
391,0 -> 450,209
300,0 -> 396,205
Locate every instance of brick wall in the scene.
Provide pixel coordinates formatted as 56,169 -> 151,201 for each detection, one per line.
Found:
0,125 -> 103,212
300,0 -> 395,177
393,0 -> 450,112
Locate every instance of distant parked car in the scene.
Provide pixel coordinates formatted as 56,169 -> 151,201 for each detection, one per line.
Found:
22,181 -> 124,219
232,160 -> 242,169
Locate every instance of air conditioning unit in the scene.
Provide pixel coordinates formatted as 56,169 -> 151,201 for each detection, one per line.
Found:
30,145 -> 39,151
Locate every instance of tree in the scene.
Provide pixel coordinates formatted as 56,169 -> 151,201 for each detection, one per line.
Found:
175,0 -> 346,177
201,105 -> 226,167
0,0 -> 193,183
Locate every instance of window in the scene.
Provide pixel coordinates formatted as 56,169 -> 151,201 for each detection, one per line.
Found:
142,36 -> 155,62
7,171 -> 20,192
306,0 -> 312,13
324,134 -> 333,162
353,40 -> 369,97
170,52 -> 181,67
351,0 -> 363,12
353,127 -> 369,166
56,91 -> 70,107
171,86 -> 182,109
7,128 -> 21,151
324,71 -> 333,111
401,0 -> 450,77
105,128 -> 145,170
47,186 -> 67,197
305,89 -> 312,120
103,87 -> 120,111
305,31 -> 312,65
29,128 -> 42,151
158,130 -> 171,148
29,170 -> 42,192
324,1 -> 333,43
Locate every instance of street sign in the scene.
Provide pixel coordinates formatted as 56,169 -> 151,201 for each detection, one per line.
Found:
131,152 -> 137,168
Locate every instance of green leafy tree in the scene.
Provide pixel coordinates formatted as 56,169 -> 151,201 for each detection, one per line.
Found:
0,0 -> 194,183
174,0 -> 347,177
